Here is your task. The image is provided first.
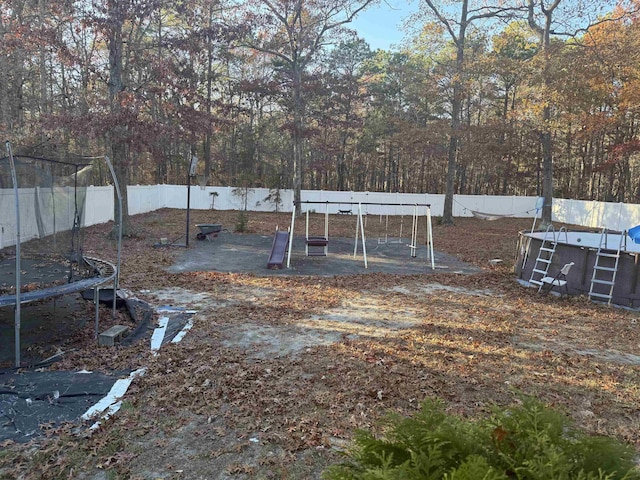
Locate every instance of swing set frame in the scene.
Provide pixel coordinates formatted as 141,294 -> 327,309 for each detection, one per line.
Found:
286,201 -> 434,270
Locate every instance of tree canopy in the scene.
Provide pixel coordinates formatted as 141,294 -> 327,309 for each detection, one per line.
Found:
2,0 -> 640,213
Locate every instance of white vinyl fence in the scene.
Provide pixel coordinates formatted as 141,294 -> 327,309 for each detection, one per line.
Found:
553,198 -> 640,232
0,186 -> 81,249
148,186 -> 640,231
156,186 -> 542,218
2,184 -> 640,248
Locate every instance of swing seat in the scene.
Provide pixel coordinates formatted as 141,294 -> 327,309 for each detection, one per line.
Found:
304,205 -> 329,257
306,236 -> 328,256
306,236 -> 328,247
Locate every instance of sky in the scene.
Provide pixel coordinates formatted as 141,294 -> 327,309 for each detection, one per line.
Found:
350,0 -> 420,51
349,0 -> 623,52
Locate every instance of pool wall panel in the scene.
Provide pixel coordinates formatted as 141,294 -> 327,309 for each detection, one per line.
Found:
516,232 -> 640,307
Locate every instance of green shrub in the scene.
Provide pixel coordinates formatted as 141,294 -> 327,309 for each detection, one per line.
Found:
235,212 -> 248,232
323,398 -> 640,480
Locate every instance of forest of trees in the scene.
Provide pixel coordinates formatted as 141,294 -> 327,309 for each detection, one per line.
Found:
2,0 -> 640,215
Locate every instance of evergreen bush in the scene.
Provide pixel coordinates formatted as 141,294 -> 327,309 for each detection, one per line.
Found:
323,398 -> 640,480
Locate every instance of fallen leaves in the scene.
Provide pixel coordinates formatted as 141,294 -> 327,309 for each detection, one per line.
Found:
1,210 -> 639,479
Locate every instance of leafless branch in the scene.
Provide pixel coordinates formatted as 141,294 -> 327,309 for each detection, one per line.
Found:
552,7 -> 640,38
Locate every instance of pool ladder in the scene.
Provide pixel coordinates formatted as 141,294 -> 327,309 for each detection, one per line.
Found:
588,228 -> 625,305
529,226 -> 567,287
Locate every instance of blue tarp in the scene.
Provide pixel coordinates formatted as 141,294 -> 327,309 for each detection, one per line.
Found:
629,225 -> 640,244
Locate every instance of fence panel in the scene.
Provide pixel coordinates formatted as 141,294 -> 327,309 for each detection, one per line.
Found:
85,186 -> 113,225
128,185 -> 164,214
553,198 -> 640,231
4,184 -> 640,236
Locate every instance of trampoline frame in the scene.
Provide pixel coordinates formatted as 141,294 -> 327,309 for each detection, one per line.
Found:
1,143 -> 123,367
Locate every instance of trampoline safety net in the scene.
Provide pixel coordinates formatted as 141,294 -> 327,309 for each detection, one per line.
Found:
0,155 -> 94,298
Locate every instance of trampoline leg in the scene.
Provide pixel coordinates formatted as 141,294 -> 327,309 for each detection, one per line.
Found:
94,287 -> 100,340
112,286 -> 117,320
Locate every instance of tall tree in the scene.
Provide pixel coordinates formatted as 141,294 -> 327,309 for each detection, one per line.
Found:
4,0 -> 640,207
421,0 -> 521,224
526,0 -> 638,224
103,0 -> 135,234
320,39 -> 371,190
240,0 -> 375,214
526,0 -> 562,226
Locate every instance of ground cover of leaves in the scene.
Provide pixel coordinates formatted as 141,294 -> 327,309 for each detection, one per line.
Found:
1,209 -> 639,479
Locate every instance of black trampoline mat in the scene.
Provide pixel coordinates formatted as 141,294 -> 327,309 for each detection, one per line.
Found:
0,256 -> 77,294
0,294 -> 89,368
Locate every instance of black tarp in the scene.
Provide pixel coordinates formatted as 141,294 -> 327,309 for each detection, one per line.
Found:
0,370 -> 123,443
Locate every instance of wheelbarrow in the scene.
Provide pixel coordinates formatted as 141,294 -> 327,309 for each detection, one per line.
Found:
196,223 -> 222,241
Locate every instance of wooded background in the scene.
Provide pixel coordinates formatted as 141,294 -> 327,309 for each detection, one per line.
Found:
2,0 -> 639,212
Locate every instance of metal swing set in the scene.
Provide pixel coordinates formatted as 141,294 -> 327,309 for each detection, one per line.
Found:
375,213 -> 405,246
286,201 -> 435,269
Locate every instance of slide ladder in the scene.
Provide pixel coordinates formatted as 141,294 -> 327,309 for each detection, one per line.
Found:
588,228 -> 625,305
529,225 -> 561,287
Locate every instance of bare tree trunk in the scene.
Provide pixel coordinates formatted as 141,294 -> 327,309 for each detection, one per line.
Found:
441,0 -> 468,225
539,23 -> 554,225
422,0 -> 487,225
528,0 -> 562,226
0,19 -> 8,127
292,67 -> 303,215
107,0 -> 131,236
204,4 -> 215,182
38,0 -> 48,122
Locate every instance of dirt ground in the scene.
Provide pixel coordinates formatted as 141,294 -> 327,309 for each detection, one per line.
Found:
1,209 -> 639,479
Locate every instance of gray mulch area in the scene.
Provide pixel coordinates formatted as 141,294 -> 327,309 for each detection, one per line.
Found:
167,231 -> 480,276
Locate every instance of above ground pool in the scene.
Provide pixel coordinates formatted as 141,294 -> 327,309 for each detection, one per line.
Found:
516,229 -> 640,308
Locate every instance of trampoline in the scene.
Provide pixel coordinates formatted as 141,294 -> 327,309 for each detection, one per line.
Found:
1,143 -> 121,367
516,228 -> 640,308
0,257 -> 116,307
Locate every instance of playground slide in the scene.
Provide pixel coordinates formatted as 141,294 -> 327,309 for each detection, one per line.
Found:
267,230 -> 290,269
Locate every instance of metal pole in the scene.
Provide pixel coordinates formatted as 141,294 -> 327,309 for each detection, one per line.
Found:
104,156 -> 122,320
287,203 -> 296,268
293,200 -> 432,207
359,203 -> 367,268
287,206 -> 295,268
186,173 -> 191,247
324,201 -> 329,255
427,206 -> 435,269
531,198 -> 542,234
95,287 -> 100,340
186,155 -> 198,248
353,206 -> 360,258
410,204 -> 418,258
7,141 -> 21,367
